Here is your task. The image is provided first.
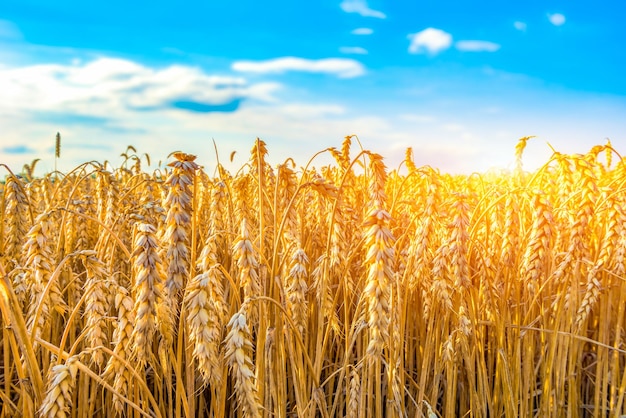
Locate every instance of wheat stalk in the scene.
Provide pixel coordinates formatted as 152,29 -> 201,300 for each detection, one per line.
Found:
224,303 -> 261,418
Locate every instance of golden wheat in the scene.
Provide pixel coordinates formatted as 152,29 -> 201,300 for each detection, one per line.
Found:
0,137 -> 624,418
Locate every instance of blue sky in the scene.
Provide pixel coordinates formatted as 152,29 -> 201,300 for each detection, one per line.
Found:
1,0 -> 625,174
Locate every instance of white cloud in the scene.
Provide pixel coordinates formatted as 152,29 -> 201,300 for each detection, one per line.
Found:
408,28 -> 452,55
340,0 -> 386,19
455,40 -> 500,52
351,27 -> 374,35
0,57 -> 279,116
232,57 -> 365,78
514,21 -> 527,31
0,20 -> 22,40
548,13 -> 566,26
340,46 -> 368,55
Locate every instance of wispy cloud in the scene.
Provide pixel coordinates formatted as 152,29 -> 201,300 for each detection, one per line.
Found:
548,13 -> 566,26
455,40 -> 500,52
340,0 -> 386,19
351,27 -> 373,35
340,46 -> 368,55
232,57 -> 365,78
407,28 -> 452,55
0,20 -> 22,41
514,21 -> 527,31
0,57 -> 278,116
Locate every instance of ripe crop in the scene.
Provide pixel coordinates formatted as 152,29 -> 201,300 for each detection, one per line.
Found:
0,137 -> 624,417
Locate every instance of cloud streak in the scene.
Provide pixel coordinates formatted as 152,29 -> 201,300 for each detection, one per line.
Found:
340,0 -> 386,19
455,40 -> 500,52
351,27 -> 373,35
340,46 -> 368,55
232,57 -> 365,78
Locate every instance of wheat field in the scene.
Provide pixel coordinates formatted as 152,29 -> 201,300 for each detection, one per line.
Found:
0,137 -> 625,417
